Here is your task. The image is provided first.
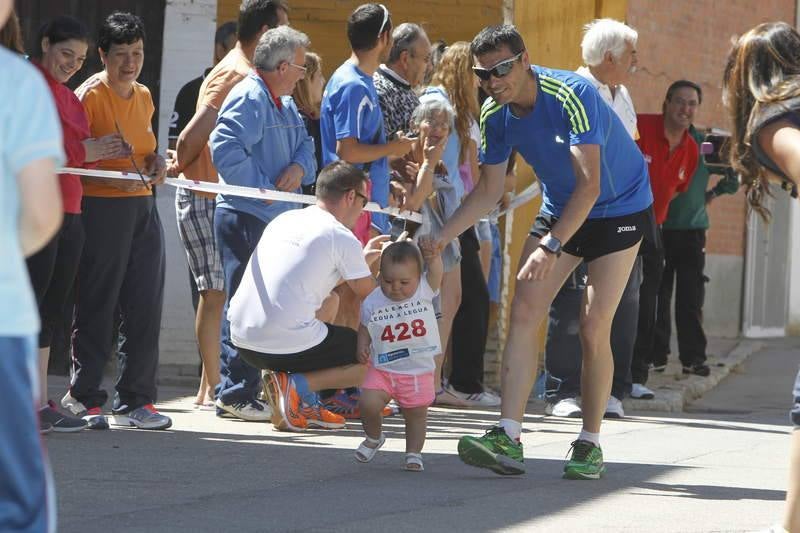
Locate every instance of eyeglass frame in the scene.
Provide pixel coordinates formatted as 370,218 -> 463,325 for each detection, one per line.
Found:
353,189 -> 369,207
472,52 -> 523,81
288,62 -> 307,77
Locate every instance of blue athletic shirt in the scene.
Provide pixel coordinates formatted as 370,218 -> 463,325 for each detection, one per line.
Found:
480,65 -> 652,219
320,61 -> 390,233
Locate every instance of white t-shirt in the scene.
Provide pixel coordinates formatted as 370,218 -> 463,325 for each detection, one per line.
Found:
360,278 -> 441,375
575,66 -> 638,140
229,205 -> 371,354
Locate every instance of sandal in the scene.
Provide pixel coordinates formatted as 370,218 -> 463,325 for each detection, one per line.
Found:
405,453 -> 424,472
355,433 -> 386,463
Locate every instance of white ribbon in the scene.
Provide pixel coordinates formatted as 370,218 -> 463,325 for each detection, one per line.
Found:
58,167 -> 423,223
57,167 -> 542,225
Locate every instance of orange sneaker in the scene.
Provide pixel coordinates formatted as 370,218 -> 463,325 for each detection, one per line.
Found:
267,372 -> 307,432
301,404 -> 346,429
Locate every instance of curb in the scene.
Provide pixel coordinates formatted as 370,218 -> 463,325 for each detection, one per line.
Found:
624,339 -> 763,413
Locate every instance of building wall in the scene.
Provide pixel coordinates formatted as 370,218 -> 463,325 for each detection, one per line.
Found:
217,0 -> 503,77
626,0 -> 796,336
157,0 -> 219,370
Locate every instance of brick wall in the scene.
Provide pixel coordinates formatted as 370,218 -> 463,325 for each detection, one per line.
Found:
217,0 -> 503,77
625,0 -> 795,256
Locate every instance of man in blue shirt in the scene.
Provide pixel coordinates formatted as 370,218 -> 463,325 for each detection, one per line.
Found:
320,2 -> 414,237
422,25 -> 654,480
1,36 -> 64,531
209,26 -> 316,418
317,3 -> 414,419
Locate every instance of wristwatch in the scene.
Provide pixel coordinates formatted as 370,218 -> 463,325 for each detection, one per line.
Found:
538,233 -> 562,257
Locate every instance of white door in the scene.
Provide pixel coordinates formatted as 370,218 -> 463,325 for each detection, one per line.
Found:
742,185 -> 793,337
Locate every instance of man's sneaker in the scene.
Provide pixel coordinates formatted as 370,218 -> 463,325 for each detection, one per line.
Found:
301,403 -> 346,429
111,404 -> 172,430
563,439 -> 606,480
40,419 -> 53,434
457,426 -> 525,475
651,364 -> 667,373
544,397 -> 582,418
265,372 -> 307,432
215,398 -> 271,422
630,383 -> 655,400
682,363 -> 711,377
445,384 -> 501,407
40,400 -> 87,432
322,389 -> 361,419
61,392 -> 109,430
604,396 -> 625,419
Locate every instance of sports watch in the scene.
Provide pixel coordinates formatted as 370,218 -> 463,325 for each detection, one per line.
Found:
538,233 -> 562,257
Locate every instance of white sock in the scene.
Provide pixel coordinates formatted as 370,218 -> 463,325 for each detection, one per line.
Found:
578,429 -> 600,447
498,418 -> 522,441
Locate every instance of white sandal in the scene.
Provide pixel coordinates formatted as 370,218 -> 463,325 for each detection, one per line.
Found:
355,433 -> 386,463
405,453 -> 424,471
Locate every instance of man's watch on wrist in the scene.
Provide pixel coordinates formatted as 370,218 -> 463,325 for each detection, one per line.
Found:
538,233 -> 562,257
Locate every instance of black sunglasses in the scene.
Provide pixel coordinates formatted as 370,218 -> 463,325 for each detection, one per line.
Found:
473,52 -> 523,81
354,190 -> 369,207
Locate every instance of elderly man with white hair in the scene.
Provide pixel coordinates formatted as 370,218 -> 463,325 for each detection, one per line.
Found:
543,18 -> 645,420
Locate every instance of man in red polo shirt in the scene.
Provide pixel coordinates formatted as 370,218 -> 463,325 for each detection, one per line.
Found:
629,80 -> 700,398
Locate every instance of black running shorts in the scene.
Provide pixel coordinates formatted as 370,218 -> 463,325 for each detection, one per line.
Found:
530,205 -> 657,263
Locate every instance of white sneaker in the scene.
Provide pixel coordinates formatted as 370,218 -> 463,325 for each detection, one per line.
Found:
604,396 -> 625,419
630,383 -> 655,400
544,397 -> 582,418
215,398 -> 272,421
445,384 -> 501,407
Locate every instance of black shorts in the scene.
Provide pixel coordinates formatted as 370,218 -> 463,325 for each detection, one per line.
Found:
237,324 -> 359,374
530,205 -> 657,262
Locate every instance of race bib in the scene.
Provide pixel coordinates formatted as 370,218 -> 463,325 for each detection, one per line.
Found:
367,297 -> 441,372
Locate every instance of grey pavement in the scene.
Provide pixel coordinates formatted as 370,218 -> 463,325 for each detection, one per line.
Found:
45,337 -> 798,532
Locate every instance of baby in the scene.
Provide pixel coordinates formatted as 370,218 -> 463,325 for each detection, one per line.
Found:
355,239 -> 443,471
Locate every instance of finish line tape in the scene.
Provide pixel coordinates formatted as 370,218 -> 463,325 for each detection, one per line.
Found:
58,167 -> 423,223
57,167 -> 542,225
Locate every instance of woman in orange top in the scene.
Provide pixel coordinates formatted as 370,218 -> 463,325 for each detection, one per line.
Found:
63,12 -> 171,431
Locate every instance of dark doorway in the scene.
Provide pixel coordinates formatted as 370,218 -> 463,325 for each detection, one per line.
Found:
15,0 -> 166,130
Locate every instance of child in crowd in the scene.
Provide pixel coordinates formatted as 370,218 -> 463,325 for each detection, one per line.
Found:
355,240 -> 443,471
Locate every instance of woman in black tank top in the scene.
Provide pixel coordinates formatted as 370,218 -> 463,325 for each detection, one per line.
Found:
724,21 -> 800,533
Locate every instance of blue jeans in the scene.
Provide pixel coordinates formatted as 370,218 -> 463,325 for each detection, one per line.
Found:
214,208 -> 268,405
0,336 -> 54,532
792,367 -> 800,427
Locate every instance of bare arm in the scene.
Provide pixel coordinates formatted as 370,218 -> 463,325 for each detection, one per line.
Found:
356,324 -> 371,364
548,144 -> 601,244
439,161 -> 507,243
516,143 -> 600,282
347,275 -> 377,299
758,119 -> 800,185
337,136 -> 414,164
174,105 -> 218,173
17,158 -> 63,257
423,250 -> 444,293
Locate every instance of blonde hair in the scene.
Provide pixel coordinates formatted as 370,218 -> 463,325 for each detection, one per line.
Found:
431,41 -> 479,164
292,51 -> 322,117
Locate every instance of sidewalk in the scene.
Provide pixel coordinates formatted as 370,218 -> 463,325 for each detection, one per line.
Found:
624,336 -> 763,413
44,337 -> 797,532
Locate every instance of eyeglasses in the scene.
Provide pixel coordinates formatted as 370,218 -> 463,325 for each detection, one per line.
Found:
354,190 -> 369,207
289,62 -> 307,77
472,52 -> 523,81
377,4 -> 389,37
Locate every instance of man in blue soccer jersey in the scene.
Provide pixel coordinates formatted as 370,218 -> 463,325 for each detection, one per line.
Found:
421,25 -> 654,480
320,3 -> 414,238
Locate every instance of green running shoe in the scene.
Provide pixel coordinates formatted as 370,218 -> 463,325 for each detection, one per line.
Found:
563,439 -> 606,480
458,426 -> 525,475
